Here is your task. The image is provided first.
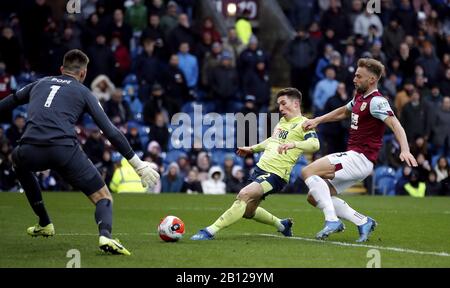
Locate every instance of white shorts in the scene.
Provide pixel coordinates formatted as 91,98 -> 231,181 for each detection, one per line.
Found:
326,151 -> 373,194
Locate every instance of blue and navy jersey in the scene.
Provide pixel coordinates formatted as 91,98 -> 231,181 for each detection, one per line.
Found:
0,74 -> 134,159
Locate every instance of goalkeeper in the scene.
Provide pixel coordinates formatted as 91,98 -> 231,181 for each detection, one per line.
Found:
191,88 -> 319,240
0,49 -> 159,255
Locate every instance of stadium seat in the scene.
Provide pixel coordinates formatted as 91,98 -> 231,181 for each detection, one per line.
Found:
374,166 -> 397,195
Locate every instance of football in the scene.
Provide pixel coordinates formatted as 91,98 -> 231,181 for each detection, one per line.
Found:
158,215 -> 185,242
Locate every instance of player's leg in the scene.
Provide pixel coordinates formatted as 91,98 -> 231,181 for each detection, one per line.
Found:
245,176 -> 292,236
191,182 -> 263,240
12,145 -> 54,237
302,155 -> 344,239
323,151 -> 377,242
57,145 -> 130,254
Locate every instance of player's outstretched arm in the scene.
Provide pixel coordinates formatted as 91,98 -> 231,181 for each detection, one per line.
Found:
0,82 -> 35,112
303,106 -> 350,130
84,90 -> 160,187
384,116 -> 418,167
237,137 -> 271,157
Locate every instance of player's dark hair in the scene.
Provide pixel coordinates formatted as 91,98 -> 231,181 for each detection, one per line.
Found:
276,87 -> 302,102
63,49 -> 89,73
357,58 -> 385,80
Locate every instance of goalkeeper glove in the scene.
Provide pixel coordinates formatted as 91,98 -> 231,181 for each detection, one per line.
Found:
128,155 -> 160,188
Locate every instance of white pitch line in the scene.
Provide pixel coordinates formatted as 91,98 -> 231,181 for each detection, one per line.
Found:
258,233 -> 450,258
46,232 -> 450,258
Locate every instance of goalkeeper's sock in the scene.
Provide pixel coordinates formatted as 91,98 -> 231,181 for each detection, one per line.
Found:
95,198 -> 113,238
332,196 -> 367,226
15,166 -> 51,227
252,207 -> 284,231
305,175 -> 339,222
206,200 -> 246,235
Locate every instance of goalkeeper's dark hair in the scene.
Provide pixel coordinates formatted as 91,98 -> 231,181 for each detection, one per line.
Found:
276,87 -> 302,102
63,49 -> 89,73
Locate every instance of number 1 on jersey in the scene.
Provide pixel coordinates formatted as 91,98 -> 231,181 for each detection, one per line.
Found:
45,85 -> 61,107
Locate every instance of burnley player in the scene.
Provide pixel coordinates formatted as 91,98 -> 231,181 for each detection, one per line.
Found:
302,58 -> 417,242
191,88 -> 320,240
0,49 -> 160,255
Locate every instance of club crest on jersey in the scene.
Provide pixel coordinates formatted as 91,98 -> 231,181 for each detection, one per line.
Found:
360,102 -> 368,111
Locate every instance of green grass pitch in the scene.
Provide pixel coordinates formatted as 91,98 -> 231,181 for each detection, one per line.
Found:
0,192 -> 449,268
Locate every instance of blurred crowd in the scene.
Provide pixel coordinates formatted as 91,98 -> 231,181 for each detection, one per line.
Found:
0,0 -> 449,196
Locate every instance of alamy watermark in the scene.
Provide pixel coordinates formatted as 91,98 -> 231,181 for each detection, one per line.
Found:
66,0 -> 81,14
170,104 -> 280,149
66,249 -> 81,268
366,249 -> 381,268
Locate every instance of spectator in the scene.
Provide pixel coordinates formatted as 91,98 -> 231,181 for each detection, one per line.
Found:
181,168 -> 203,194
90,74 -> 115,103
176,153 -> 191,179
320,0 -> 351,41
283,26 -> 317,110
125,0 -> 148,34
382,17 -> 405,59
0,62 -> 17,102
6,114 -> 25,147
143,83 -> 178,125
159,1 -> 179,39
0,26 -> 21,76
145,140 -> 163,169
162,54 -> 190,106
313,65 -> 339,115
97,150 -> 115,187
321,82 -> 350,154
86,33 -> 116,85
403,168 -> 426,197
200,17 -> 221,43
161,162 -> 183,192
398,42 -> 417,80
140,13 -> 166,59
415,41 -> 442,85
227,165 -> 246,194
426,171 -> 441,196
242,58 -> 271,110
125,122 -> 143,153
201,166 -> 226,195
240,95 -> 259,147
440,68 -> 450,97
378,136 -> 402,169
104,88 -> 132,126
201,41 -> 223,88
146,0 -> 165,17
441,167 -> 450,196
221,27 -> 245,67
235,9 -> 253,45
424,84 -> 443,110
314,44 -> 334,82
177,42 -> 199,90
134,37 -> 163,101
148,112 -> 170,152
208,51 -> 239,112
400,90 -> 427,143
167,13 -> 196,54
353,9 -> 383,38
238,35 -> 269,77
196,151 -> 211,182
415,153 -> 431,182
434,156 -> 449,183
428,97 -> 450,156
81,13 -> 104,49
0,153 -> 17,191
393,0 -> 418,36
222,154 -> 235,184
83,125 -> 105,165
107,9 -> 133,49
395,78 -> 415,118
109,157 -> 147,193
110,33 -> 131,85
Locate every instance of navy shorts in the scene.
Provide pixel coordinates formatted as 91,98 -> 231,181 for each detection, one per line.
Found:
247,166 -> 287,199
12,143 -> 105,196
